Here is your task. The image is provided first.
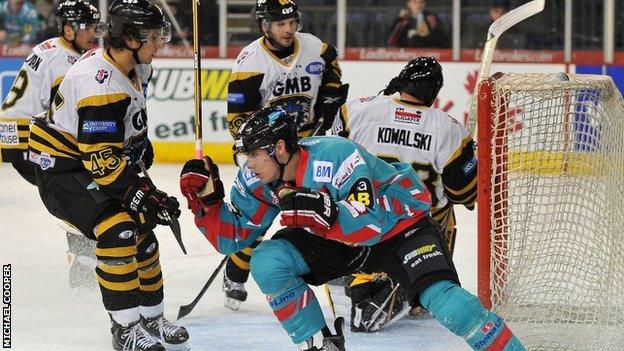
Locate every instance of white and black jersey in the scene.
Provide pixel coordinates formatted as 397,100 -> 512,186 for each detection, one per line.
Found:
331,95 -> 477,247
227,32 -> 343,137
28,48 -> 152,199
0,37 -> 82,163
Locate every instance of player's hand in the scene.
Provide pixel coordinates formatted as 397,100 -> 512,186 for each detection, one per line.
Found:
123,177 -> 181,226
313,84 -> 349,134
278,186 -> 338,233
180,156 -> 225,213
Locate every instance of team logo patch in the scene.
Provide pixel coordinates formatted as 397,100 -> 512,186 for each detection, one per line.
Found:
31,152 -> 56,170
312,161 -> 333,183
305,61 -> 324,75
94,69 -> 109,84
67,55 -> 77,64
394,107 -> 422,125
227,93 -> 246,104
82,121 -> 117,133
0,121 -> 19,145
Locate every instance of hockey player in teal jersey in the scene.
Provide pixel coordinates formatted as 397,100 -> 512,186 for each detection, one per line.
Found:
180,106 -> 525,351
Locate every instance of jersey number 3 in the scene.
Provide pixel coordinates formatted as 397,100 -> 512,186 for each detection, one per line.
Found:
2,69 -> 29,110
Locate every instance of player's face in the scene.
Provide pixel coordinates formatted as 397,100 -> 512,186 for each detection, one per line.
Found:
137,24 -> 171,64
73,23 -> 104,52
266,18 -> 299,48
244,148 -> 279,183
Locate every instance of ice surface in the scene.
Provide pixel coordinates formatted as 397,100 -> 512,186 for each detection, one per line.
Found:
0,164 -> 477,350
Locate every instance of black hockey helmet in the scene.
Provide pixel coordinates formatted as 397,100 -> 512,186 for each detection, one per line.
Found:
384,56 -> 443,107
56,0 -> 101,31
235,106 -> 299,155
255,0 -> 301,27
107,0 -> 171,43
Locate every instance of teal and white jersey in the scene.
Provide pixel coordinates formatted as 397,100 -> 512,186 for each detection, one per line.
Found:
194,136 -> 432,254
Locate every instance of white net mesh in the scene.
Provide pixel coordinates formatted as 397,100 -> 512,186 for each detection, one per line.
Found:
481,73 -> 624,351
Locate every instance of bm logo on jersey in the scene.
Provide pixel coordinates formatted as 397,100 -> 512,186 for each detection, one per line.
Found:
313,161 -> 333,183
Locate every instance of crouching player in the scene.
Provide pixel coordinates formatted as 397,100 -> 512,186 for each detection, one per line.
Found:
179,106 -> 525,351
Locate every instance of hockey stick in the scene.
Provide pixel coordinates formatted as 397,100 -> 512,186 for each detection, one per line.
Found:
468,0 -> 545,134
476,0 -> 545,83
139,162 -> 187,254
191,0 -> 203,159
177,255 -> 228,320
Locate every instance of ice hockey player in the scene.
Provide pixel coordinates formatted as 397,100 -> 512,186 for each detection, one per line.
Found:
0,0 -> 105,289
329,56 -> 477,332
179,106 -> 525,351
222,0 -> 349,310
27,0 -> 188,349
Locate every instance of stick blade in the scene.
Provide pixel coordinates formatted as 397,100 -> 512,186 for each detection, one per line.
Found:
177,304 -> 193,320
488,0 -> 545,38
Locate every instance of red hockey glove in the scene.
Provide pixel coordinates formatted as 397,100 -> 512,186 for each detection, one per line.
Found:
278,187 -> 338,233
179,156 -> 225,214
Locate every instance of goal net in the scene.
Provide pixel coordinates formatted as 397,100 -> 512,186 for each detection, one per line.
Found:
476,73 -> 624,351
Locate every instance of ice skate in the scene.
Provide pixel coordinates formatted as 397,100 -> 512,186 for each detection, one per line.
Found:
222,273 -> 247,310
111,320 -> 165,351
141,314 -> 190,351
299,317 -> 346,351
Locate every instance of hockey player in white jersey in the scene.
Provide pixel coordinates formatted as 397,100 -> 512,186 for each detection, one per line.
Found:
222,0 -> 349,310
28,0 -> 188,350
330,56 -> 477,333
0,0 -> 102,184
0,0 -> 105,289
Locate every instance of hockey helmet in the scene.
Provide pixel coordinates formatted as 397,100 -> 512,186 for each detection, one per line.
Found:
384,56 -> 443,107
235,106 -> 299,155
56,0 -> 102,31
107,0 -> 171,43
255,0 -> 300,27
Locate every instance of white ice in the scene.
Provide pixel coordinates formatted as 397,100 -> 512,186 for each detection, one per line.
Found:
0,164 -> 477,350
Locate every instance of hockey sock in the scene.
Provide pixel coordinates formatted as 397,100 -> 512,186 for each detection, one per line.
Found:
420,280 -> 526,351
227,235 -> 264,282
251,239 -> 326,344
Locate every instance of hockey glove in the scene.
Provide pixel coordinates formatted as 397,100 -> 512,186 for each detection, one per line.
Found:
123,177 -> 181,227
312,84 -> 349,134
124,138 -> 154,172
179,156 -> 225,214
278,187 -> 338,233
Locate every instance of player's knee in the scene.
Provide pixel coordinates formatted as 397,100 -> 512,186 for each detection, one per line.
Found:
250,239 -> 305,294
136,231 -> 159,261
93,213 -> 138,258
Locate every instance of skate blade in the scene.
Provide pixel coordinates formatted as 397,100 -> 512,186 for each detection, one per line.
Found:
163,341 -> 191,351
224,297 -> 241,311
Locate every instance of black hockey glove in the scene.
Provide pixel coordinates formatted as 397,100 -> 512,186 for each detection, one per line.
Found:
278,187 -> 338,233
124,138 -> 154,172
123,177 -> 181,227
180,156 -> 225,214
312,84 -> 349,134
